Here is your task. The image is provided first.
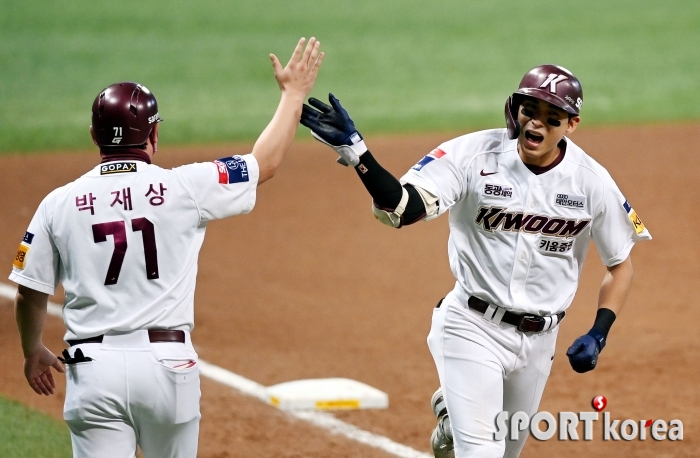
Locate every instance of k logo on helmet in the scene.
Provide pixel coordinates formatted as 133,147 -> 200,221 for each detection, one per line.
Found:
540,74 -> 569,93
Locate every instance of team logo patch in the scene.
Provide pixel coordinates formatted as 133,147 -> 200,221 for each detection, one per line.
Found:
22,231 -> 34,244
475,206 -> 591,238
622,200 -> 646,235
214,156 -> 249,184
484,183 -> 513,198
13,244 -> 29,270
412,148 -> 446,171
100,162 -> 137,175
555,193 -> 585,209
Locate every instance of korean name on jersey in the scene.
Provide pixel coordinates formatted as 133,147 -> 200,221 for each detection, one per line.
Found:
9,156 -> 259,340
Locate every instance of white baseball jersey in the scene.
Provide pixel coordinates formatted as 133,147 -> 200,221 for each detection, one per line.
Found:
10,155 -> 259,340
401,128 -> 651,315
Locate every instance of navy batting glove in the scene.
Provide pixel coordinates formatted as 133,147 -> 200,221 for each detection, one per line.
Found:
300,94 -> 367,167
300,93 -> 362,146
566,328 -> 606,373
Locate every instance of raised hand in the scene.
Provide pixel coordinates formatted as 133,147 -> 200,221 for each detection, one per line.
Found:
252,38 -> 325,185
300,93 -> 367,167
269,37 -> 324,101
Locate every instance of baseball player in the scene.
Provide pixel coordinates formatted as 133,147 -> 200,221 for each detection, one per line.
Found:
300,64 -> 651,457
11,37 -> 323,458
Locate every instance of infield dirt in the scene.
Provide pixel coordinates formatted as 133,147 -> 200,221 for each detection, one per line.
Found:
1,124 -> 698,457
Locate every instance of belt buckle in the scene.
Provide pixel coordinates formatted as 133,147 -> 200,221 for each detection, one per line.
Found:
517,315 -> 542,333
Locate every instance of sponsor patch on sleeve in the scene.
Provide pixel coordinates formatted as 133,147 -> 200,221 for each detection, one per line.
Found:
100,162 -> 137,175
213,156 -> 250,184
22,231 -> 34,244
13,244 -> 29,269
412,148 -> 446,171
623,200 -> 646,235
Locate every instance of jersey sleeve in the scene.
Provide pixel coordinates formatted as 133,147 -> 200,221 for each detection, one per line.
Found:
399,143 -> 467,215
8,197 -> 60,295
591,171 -> 652,266
173,154 -> 259,222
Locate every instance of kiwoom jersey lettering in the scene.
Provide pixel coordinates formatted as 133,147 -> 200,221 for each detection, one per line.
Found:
474,206 -> 591,237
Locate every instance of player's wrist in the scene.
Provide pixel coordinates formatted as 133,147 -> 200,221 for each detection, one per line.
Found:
281,87 -> 306,99
22,343 -> 45,359
279,91 -> 306,107
347,138 -> 368,156
589,307 -> 616,343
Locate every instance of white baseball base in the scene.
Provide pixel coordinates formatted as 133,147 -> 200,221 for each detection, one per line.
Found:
266,378 -> 388,411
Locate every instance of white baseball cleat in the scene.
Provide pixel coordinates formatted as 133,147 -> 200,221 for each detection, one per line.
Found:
430,388 -> 454,458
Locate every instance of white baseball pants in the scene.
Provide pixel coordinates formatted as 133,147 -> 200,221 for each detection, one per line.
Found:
428,289 -> 558,458
63,330 -> 201,458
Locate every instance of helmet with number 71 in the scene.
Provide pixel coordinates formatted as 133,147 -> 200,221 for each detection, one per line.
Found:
504,64 -> 583,139
91,82 -> 163,148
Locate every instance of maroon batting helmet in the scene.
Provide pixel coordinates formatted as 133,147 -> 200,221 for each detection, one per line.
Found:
505,64 -> 583,139
91,82 -> 162,147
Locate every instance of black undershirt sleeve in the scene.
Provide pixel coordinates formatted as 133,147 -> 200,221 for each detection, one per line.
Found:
354,151 -> 427,227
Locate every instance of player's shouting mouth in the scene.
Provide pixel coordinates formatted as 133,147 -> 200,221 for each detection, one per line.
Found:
524,130 -> 544,147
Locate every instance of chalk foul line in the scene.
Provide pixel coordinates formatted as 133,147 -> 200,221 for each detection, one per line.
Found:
0,283 -> 430,458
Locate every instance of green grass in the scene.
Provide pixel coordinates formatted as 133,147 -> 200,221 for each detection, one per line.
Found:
1,0 -> 699,153
0,396 -> 72,458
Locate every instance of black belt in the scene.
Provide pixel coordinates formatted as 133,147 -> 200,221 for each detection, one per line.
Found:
67,330 -> 185,346
467,296 -> 565,333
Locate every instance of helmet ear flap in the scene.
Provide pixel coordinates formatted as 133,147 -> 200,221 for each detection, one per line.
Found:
505,95 -> 521,140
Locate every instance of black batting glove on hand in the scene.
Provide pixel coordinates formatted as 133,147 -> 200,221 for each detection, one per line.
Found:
566,328 -> 606,373
300,93 -> 367,167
